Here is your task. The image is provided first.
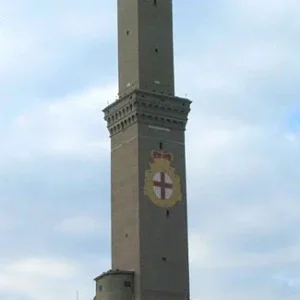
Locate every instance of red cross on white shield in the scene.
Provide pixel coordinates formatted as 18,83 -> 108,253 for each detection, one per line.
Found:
153,172 -> 173,200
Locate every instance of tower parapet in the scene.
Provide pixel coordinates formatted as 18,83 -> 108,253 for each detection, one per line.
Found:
103,90 -> 191,136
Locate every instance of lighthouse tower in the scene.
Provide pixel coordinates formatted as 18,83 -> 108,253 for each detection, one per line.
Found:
94,1 -> 191,300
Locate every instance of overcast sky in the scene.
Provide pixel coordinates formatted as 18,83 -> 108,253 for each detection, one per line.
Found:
0,0 -> 300,299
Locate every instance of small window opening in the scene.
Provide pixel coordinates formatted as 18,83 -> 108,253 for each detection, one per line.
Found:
125,233 -> 128,237
154,0 -> 157,6
126,30 -> 130,35
166,210 -> 170,218
99,285 -> 103,291
159,142 -> 163,150
162,257 -> 167,261
124,281 -> 131,287
155,48 -> 158,53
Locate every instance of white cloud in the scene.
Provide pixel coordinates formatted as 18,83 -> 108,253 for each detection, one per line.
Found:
58,10 -> 115,40
56,215 -> 108,236
285,132 -> 300,144
230,0 -> 300,22
0,258 -> 75,296
189,231 -> 300,269
0,257 -> 106,300
0,215 -> 17,231
0,27 -> 42,77
1,83 -> 117,162
6,258 -> 75,278
0,0 -> 115,81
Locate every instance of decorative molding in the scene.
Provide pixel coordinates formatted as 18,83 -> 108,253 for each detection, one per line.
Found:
103,89 -> 191,136
148,125 -> 171,132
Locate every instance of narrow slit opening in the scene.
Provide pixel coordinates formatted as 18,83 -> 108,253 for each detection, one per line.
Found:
166,210 -> 170,218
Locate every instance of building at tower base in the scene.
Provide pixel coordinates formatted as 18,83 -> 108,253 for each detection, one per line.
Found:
94,270 -> 134,300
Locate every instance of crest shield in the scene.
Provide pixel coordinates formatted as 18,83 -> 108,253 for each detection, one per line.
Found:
144,150 -> 182,208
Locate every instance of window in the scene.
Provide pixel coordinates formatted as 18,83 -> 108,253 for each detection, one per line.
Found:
154,0 -> 157,6
166,210 -> 170,218
159,141 -> 163,150
162,257 -> 167,261
124,281 -> 132,287
99,285 -> 103,291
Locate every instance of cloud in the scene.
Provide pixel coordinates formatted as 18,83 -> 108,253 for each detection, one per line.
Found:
0,258 -> 75,295
230,0 -> 300,22
0,214 -> 17,231
0,257 -> 107,300
55,215 -> 108,236
0,0 -> 117,108
1,83 -> 116,163
5,258 -> 75,278
190,231 -> 300,269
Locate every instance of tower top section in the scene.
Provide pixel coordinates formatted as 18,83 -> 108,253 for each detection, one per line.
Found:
117,0 -> 175,98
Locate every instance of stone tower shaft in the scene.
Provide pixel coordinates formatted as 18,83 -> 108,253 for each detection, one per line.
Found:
118,0 -> 175,97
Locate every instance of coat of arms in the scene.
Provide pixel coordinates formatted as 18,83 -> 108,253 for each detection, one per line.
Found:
144,150 -> 182,208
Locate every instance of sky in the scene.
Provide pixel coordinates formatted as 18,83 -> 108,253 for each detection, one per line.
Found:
0,0 -> 300,299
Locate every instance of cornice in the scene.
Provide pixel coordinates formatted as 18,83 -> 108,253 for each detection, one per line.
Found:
103,89 -> 191,136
